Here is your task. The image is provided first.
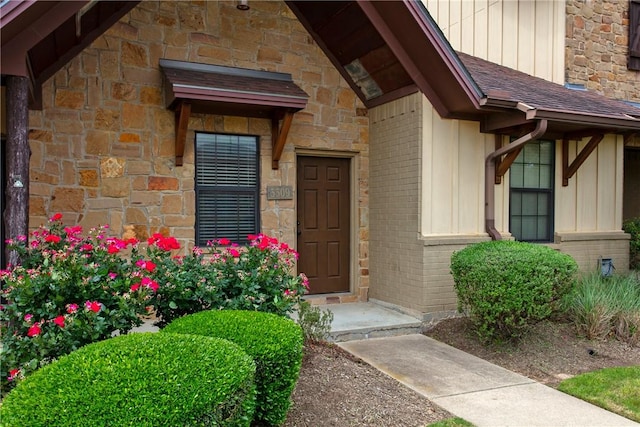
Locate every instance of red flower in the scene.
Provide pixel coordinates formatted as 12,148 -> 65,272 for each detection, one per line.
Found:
45,235 -> 61,244
218,238 -> 231,246
136,259 -> 156,272
141,277 -> 159,292
66,303 -> 79,314
50,213 -> 63,221
85,301 -> 101,313
27,323 -> 41,337
53,315 -> 65,328
160,237 -> 180,251
107,244 -> 120,254
130,283 -> 140,292
8,369 -> 20,381
229,248 -> 240,258
148,233 -> 180,251
80,244 -> 94,251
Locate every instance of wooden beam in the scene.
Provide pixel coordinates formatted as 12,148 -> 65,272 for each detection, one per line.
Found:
562,133 -> 604,186
272,111 -> 294,170
624,132 -> 637,145
174,102 -> 191,167
493,134 -> 524,184
496,146 -> 524,181
481,112 -> 531,133
4,76 -> 30,266
562,138 -> 569,187
493,134 -> 503,184
564,128 -> 613,140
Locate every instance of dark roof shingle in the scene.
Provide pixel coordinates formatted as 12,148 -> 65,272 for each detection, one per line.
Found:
458,52 -> 640,120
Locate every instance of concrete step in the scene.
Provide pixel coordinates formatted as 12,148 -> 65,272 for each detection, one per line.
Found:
321,302 -> 423,342
133,302 -> 424,343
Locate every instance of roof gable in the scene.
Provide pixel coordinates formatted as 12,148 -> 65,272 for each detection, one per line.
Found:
2,0 -> 639,134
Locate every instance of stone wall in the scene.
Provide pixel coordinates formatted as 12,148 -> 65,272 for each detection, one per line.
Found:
565,0 -> 640,102
27,1 -> 369,297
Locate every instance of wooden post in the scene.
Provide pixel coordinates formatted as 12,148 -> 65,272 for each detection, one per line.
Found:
4,76 -> 30,266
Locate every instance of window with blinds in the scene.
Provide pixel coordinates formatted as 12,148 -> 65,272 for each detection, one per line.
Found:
509,140 -> 555,243
195,133 -> 259,246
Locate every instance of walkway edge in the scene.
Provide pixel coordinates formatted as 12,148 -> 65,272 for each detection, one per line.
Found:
339,335 -> 639,427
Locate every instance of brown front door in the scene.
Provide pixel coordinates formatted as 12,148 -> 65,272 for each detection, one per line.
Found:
297,156 -> 350,294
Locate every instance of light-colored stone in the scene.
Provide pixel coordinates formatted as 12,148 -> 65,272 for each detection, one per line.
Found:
100,157 -> 125,178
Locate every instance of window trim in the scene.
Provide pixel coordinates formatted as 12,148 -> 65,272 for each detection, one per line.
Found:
194,132 -> 260,246
630,0 -> 640,70
509,140 -> 555,243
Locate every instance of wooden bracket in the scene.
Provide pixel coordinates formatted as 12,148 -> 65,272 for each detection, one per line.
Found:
624,132 -> 637,145
271,111 -> 294,170
493,134 -> 524,184
174,101 -> 191,167
562,133 -> 604,186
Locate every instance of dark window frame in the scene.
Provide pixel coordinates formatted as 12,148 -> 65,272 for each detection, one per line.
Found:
509,140 -> 555,243
630,0 -> 640,70
1,137 -> 5,269
194,132 -> 260,246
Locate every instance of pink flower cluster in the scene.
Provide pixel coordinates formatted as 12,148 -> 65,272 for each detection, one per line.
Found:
248,234 -> 299,259
18,300 -> 101,345
130,277 -> 159,293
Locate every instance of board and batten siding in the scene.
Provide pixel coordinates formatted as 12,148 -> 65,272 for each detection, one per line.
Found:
424,0 -> 565,83
420,98 -> 497,237
556,135 -> 625,233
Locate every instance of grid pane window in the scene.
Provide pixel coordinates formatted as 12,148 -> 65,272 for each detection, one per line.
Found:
195,133 -> 259,246
509,140 -> 554,242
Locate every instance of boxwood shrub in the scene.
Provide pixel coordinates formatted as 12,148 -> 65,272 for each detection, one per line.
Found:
623,217 -> 640,270
451,240 -> 578,342
163,310 -> 304,426
0,333 -> 256,427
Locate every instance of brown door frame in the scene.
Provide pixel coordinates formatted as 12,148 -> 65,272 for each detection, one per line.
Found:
295,149 -> 358,295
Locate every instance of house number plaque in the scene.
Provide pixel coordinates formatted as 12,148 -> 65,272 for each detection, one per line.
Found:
267,186 -> 293,200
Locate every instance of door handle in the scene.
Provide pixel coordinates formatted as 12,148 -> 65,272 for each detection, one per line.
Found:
297,221 -> 302,236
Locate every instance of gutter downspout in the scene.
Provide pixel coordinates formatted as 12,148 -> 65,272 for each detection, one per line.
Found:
485,119 -> 548,240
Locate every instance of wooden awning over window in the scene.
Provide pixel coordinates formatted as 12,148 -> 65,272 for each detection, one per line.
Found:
159,59 -> 309,168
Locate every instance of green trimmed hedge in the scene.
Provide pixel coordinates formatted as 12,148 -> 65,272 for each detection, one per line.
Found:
0,333 -> 256,427
164,310 -> 304,426
451,240 -> 577,341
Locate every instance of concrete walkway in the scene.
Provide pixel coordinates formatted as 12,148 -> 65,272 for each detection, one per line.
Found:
136,301 -> 638,426
340,334 -> 639,427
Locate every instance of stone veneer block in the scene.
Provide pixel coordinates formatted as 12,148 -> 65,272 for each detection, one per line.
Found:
100,158 -> 125,178
51,188 -> 85,212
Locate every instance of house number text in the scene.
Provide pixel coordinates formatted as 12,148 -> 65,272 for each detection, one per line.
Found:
266,186 -> 293,200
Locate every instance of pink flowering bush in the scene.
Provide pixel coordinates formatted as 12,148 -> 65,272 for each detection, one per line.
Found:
0,215 -> 308,393
0,215 -> 161,393
149,234 -> 309,327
